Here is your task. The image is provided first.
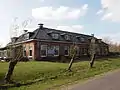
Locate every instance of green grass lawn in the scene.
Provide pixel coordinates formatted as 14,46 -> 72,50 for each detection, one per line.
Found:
0,57 -> 120,90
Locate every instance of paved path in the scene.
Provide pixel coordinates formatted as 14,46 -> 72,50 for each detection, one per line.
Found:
68,70 -> 120,90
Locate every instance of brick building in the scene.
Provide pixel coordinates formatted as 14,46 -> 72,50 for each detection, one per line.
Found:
0,24 -> 109,60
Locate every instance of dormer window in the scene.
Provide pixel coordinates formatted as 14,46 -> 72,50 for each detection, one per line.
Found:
61,33 -> 66,36
24,33 -> 29,40
47,31 -> 53,35
65,35 -> 71,40
52,33 -> 59,39
81,37 -> 85,42
76,36 -> 79,38
61,33 -> 71,41
98,39 -> 102,43
11,37 -> 18,43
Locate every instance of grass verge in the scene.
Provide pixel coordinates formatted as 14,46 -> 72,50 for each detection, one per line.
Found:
0,57 -> 120,90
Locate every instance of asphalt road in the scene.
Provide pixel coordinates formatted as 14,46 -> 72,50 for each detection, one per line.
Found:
69,70 -> 120,90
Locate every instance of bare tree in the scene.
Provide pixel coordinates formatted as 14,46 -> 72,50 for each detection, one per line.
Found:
102,37 -> 120,53
4,18 -> 31,83
102,36 -> 112,45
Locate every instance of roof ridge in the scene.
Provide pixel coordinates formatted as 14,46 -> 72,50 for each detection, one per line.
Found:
43,27 -> 92,37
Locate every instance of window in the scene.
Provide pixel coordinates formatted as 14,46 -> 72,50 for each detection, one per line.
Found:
76,47 -> 79,56
84,48 -> 87,55
65,35 -> 70,40
47,45 -> 59,56
52,33 -> 59,39
23,46 -> 26,56
29,46 -> 32,57
4,50 -> 7,57
81,48 -> 87,55
81,37 -> 85,42
41,45 -> 47,57
54,46 -> 59,56
105,48 -> 108,55
79,48 -> 82,56
64,46 -> 69,56
47,46 -> 54,56
24,33 -> 29,40
98,39 -> 102,43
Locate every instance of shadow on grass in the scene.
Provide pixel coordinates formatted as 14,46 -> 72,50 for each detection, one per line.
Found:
0,77 -> 49,90
0,76 -> 4,82
0,78 -> 44,90
0,73 -> 64,90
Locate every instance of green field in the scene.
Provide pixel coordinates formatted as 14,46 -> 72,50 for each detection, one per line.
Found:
0,57 -> 120,90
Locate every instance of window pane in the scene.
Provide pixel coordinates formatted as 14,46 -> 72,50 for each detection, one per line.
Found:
29,50 -> 32,56
47,46 -> 54,56
29,46 -> 32,56
52,34 -> 59,39
24,51 -> 26,56
23,46 -> 26,56
41,45 -> 47,50
65,35 -> 70,40
41,45 -> 47,57
64,46 -> 69,55
54,46 -> 59,56
81,37 -> 85,42
47,45 -> 59,56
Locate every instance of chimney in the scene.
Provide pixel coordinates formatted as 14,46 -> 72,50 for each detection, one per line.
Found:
91,34 -> 94,37
24,30 -> 28,33
38,23 -> 44,29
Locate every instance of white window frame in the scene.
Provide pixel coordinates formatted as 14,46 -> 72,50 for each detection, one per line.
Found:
65,35 -> 70,40
41,45 -> 47,57
52,33 -> 59,39
47,45 -> 59,57
29,46 -> 33,57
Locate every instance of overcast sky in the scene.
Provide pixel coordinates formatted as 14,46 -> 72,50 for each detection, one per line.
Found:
0,0 -> 120,46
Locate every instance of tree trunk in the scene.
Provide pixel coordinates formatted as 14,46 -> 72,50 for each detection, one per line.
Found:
90,54 -> 95,68
4,60 -> 18,83
4,45 -> 22,83
68,53 -> 75,71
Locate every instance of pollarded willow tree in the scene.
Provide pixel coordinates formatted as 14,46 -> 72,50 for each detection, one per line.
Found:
67,35 -> 98,71
68,44 -> 78,71
89,37 -> 96,68
4,18 -> 32,83
4,45 -> 23,83
89,35 -> 98,68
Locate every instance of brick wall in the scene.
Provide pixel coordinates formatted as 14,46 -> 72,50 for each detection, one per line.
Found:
23,41 -> 36,60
